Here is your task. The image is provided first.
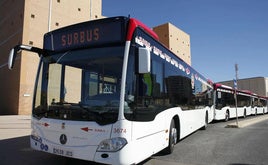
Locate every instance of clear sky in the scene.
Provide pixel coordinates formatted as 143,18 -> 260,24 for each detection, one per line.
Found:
102,0 -> 268,82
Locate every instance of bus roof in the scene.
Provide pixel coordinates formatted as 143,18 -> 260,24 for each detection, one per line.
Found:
214,83 -> 233,90
126,18 -> 159,41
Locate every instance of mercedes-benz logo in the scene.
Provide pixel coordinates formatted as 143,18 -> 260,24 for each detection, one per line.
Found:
59,134 -> 67,145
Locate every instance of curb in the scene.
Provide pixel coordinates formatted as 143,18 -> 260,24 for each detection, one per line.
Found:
226,115 -> 268,128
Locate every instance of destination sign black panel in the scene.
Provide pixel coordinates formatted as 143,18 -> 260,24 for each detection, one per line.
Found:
44,17 -> 127,52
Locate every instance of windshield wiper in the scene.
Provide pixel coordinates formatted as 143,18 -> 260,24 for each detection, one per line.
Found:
33,108 -> 54,119
79,104 -> 119,125
34,109 -> 52,115
79,104 -> 111,125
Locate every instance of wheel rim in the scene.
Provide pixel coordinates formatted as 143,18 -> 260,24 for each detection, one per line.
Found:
171,127 -> 177,145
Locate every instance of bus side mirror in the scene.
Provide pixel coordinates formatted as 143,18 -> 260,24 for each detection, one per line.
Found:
8,45 -> 44,70
8,48 -> 17,70
138,47 -> 151,73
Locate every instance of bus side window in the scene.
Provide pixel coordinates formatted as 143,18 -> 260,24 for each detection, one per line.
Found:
218,92 -> 222,99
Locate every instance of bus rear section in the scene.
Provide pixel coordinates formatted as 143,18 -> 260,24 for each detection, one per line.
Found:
213,84 -> 252,121
251,94 -> 267,115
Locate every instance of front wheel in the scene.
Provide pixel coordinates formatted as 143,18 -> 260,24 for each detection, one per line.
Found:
243,110 -> 246,118
162,119 -> 177,154
225,110 -> 230,122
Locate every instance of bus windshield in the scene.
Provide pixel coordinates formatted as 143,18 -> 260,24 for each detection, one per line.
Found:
33,46 -> 124,125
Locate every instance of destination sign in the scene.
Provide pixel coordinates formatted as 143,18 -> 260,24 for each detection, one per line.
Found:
44,17 -> 126,52
61,28 -> 100,47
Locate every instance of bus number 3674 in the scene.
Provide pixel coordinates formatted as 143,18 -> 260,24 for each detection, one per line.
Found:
113,128 -> 127,134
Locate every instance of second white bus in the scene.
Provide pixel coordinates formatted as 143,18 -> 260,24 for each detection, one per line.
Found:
213,83 -> 252,121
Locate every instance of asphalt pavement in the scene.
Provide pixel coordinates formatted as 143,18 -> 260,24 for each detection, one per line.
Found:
147,115 -> 268,165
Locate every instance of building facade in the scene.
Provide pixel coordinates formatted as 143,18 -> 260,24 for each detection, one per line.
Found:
0,0 -> 102,115
153,23 -> 191,65
1,0 -> 192,115
220,77 -> 268,97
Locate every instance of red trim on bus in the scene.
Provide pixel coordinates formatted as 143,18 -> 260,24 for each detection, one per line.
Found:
240,90 -> 253,95
214,83 -> 223,89
214,83 -> 255,96
207,79 -> 214,86
213,83 -> 234,91
126,18 -> 159,41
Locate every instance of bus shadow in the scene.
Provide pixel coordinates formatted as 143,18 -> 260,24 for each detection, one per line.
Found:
0,136 -> 34,165
0,136 -> 101,165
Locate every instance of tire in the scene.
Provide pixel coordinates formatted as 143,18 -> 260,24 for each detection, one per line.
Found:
162,119 -> 177,154
225,110 -> 229,122
243,109 -> 246,118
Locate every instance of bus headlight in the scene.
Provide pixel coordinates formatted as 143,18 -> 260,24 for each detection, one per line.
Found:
97,137 -> 127,152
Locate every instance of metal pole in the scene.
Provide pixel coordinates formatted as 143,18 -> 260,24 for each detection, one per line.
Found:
90,0 -> 92,20
48,0 -> 52,32
235,89 -> 239,126
235,63 -> 239,127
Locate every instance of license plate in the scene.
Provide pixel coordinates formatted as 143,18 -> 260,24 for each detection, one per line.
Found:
53,147 -> 73,157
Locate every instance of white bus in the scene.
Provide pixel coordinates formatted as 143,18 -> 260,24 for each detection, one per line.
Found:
213,83 -> 252,121
8,16 -> 213,164
251,94 -> 268,115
